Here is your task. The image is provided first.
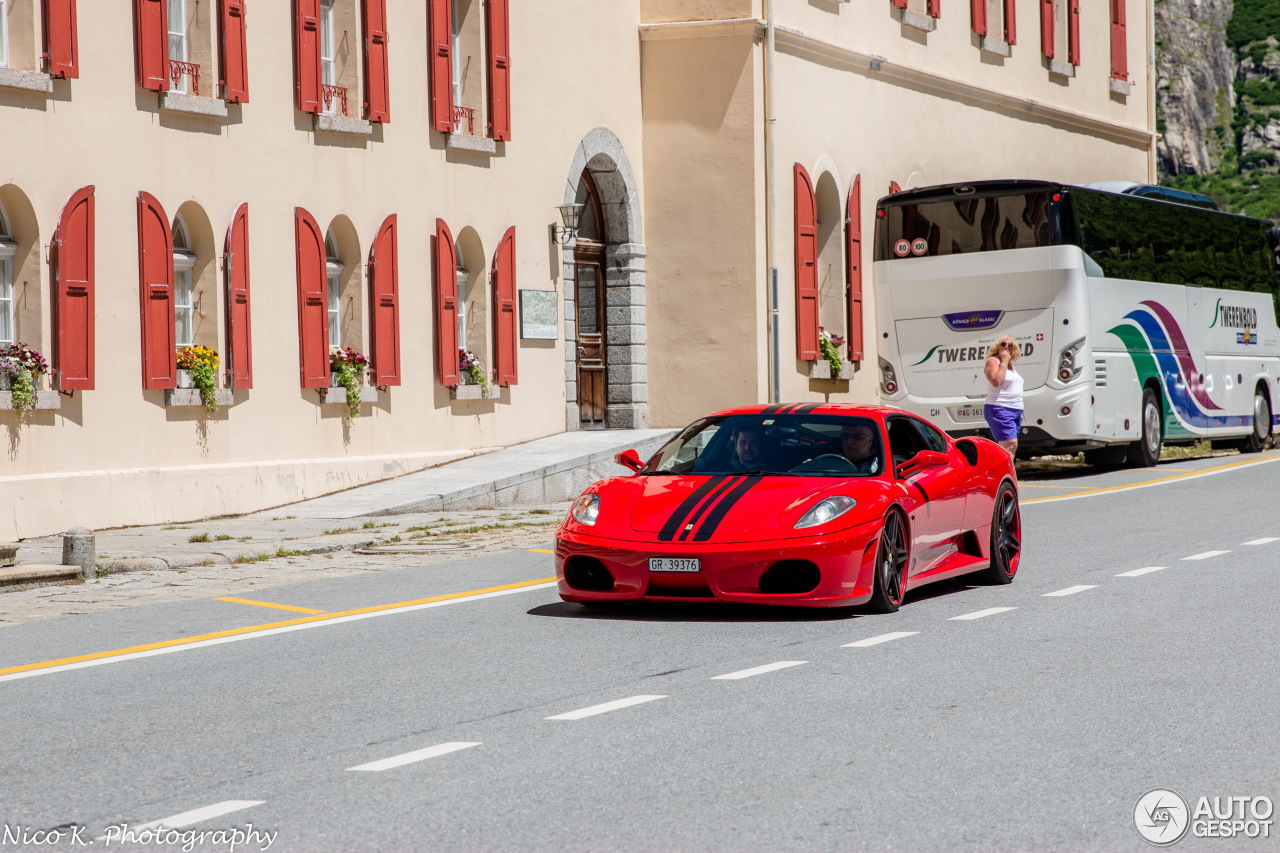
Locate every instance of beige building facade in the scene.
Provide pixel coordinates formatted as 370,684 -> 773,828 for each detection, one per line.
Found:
0,0 -> 1153,540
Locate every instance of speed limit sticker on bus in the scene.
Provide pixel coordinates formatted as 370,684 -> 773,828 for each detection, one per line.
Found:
894,239 -> 911,257
911,238 -> 928,256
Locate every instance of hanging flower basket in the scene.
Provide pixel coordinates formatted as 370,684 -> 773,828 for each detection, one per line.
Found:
0,343 -> 50,418
329,347 -> 371,422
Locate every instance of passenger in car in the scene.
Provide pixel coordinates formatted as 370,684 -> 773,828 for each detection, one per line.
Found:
840,423 -> 881,474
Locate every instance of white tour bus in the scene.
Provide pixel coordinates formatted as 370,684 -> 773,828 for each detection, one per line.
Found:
872,180 -> 1280,466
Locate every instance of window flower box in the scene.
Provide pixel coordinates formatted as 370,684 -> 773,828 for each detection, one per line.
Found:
807,361 -> 857,380
165,388 -> 234,408
0,345 -> 56,414
318,386 -> 379,405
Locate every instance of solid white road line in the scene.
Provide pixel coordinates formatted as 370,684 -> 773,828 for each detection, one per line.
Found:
1182,550 -> 1230,561
842,631 -> 919,648
96,801 -> 264,840
546,695 -> 666,720
711,661 -> 808,680
348,742 -> 480,772
1242,537 -> 1279,546
1042,585 -> 1097,597
950,607 -> 1017,621
1116,566 -> 1168,578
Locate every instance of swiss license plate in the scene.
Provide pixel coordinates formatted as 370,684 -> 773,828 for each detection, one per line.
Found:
649,557 -> 701,573
952,405 -> 984,421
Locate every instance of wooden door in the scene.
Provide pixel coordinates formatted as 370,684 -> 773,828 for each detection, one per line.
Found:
575,248 -> 606,428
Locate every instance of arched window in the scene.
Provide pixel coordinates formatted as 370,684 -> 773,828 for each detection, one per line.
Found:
326,230 -> 343,347
0,200 -> 14,347
172,214 -> 196,347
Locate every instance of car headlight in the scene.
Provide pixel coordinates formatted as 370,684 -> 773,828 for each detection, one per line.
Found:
570,494 -> 600,526
794,496 -> 857,529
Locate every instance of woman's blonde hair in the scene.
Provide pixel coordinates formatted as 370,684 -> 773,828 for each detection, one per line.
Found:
986,336 -> 1022,361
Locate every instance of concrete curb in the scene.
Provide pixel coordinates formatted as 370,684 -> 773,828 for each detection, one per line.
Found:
0,565 -> 81,586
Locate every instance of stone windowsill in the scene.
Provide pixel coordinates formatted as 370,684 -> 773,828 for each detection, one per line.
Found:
980,36 -> 1012,57
1110,77 -> 1132,95
450,384 -> 494,400
900,9 -> 937,32
446,133 -> 498,155
0,67 -> 53,93
1046,58 -> 1076,78
808,361 -> 857,381
0,390 -> 61,411
159,91 -> 229,118
318,386 -> 378,405
165,388 -> 235,408
314,114 -> 373,135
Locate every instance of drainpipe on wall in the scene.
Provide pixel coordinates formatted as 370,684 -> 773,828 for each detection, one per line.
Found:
1147,0 -> 1157,184
764,0 -> 780,404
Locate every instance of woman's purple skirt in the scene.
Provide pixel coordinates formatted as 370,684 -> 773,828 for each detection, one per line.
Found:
984,404 -> 1023,442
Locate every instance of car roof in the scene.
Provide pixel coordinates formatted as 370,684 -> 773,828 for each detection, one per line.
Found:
705,403 -> 907,420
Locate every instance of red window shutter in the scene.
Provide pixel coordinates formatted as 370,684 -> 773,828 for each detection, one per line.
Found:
368,215 -> 402,386
928,0 -> 940,18
219,0 -> 249,103
135,0 -> 169,91
794,164 -> 819,362
294,208 -> 329,388
485,0 -> 511,140
43,0 -> 79,78
224,203 -> 253,388
889,181 -> 901,195
1068,0 -> 1080,65
892,0 -> 907,8
1005,0 -> 1017,44
1041,0 -> 1054,58
971,0 -> 986,35
295,0 -> 321,113
52,186 -> 95,391
1110,0 -> 1127,80
137,192 -> 176,390
434,219 -> 460,385
492,226 -> 517,386
429,0 -> 454,132
362,0 -> 390,122
845,176 -> 864,363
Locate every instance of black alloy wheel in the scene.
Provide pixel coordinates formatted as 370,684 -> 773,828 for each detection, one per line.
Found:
981,482 -> 1021,584
1242,390 -> 1272,454
1126,387 -> 1163,468
868,512 -> 908,613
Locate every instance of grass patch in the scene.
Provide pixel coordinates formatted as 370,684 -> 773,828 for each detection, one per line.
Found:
275,546 -> 309,558
163,525 -> 187,530
214,534 -> 233,541
324,526 -> 358,535
527,509 -> 553,515
238,536 -> 253,542
387,535 -> 402,543
188,532 -> 211,543
233,553 -> 273,564
95,565 -> 110,578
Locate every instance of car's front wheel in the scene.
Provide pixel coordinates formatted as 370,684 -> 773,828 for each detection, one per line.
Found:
867,511 -> 908,613
979,481 -> 1020,584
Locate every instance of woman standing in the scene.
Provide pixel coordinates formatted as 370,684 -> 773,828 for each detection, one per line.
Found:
983,336 -> 1024,457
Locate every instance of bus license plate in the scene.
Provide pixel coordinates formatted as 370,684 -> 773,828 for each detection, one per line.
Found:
649,557 -> 701,573
952,405 -> 985,422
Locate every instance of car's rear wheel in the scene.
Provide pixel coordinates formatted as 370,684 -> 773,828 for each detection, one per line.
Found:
979,482 -> 1020,584
867,512 -> 908,613
1242,389 -> 1272,454
1126,387 -> 1163,468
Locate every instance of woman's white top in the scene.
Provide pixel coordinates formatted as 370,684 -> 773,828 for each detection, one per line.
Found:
986,363 -> 1024,409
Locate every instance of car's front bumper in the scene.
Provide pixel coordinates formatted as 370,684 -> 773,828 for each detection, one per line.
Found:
554,523 -> 881,608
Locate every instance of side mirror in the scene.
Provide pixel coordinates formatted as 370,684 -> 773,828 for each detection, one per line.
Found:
614,448 -> 644,473
897,449 -> 948,477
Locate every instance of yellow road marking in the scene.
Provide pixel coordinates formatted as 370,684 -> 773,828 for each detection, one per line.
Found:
1023,453 -> 1280,504
0,577 -> 557,678
1017,483 -> 1100,490
528,548 -> 554,554
215,597 -> 326,615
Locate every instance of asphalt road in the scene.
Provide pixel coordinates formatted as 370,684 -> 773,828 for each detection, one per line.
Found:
2,452 -> 1279,852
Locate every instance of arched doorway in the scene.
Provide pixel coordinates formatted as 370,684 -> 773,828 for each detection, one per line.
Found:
563,128 -> 647,431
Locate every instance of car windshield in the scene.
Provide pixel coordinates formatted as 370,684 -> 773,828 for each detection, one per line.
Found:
643,414 -> 886,477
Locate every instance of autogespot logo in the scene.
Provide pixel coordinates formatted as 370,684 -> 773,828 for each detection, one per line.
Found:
1134,789 -> 1190,846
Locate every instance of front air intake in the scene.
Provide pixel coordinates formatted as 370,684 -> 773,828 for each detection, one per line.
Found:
758,560 -> 821,595
564,556 -> 615,592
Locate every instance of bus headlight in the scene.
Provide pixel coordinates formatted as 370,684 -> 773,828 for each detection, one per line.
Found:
1057,337 -> 1086,383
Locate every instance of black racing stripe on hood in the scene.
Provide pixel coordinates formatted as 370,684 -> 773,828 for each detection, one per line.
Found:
791,403 -> 822,414
657,475 -> 730,542
692,475 -> 762,542
676,476 -> 742,542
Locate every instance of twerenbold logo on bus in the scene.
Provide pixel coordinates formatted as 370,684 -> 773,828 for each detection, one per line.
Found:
1209,298 -> 1259,345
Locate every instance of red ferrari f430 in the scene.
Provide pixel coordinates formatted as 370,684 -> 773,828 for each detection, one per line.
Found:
555,404 -> 1021,611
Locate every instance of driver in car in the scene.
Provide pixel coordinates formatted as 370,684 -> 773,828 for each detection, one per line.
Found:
841,423 -> 881,474
728,425 -> 770,473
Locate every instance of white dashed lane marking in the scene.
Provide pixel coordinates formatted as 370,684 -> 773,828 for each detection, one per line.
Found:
1042,585 -> 1097,597
1116,566 -> 1168,578
546,695 -> 666,720
842,631 -> 919,648
96,801 -> 264,841
711,661 -> 807,680
347,742 -> 480,772
950,607 -> 1017,621
1182,550 -> 1230,561
1242,537 -> 1279,546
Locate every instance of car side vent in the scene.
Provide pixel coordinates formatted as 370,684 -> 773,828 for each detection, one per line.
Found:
955,439 -> 979,466
1094,359 -> 1107,388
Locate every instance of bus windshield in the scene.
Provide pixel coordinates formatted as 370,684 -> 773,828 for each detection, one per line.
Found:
875,189 -> 1064,261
